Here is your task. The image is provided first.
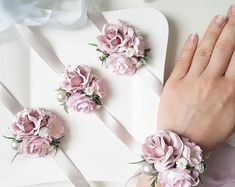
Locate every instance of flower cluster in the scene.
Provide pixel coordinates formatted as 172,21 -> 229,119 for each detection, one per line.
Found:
141,130 -> 205,187
57,65 -> 105,113
7,108 -> 64,158
92,20 -> 150,75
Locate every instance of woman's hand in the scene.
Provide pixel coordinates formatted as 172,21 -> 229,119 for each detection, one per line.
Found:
158,5 -> 235,153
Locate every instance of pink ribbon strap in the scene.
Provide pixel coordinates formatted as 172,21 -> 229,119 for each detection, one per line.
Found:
0,82 -> 91,187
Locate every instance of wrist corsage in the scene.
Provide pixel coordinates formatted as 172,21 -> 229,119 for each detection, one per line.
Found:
137,130 -> 206,187
4,108 -> 64,161
56,65 -> 105,113
90,20 -> 150,75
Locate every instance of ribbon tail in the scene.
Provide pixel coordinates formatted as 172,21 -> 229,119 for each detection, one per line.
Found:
95,107 -> 141,155
15,24 -> 66,76
54,148 -> 91,187
0,82 -> 24,115
87,2 -> 108,31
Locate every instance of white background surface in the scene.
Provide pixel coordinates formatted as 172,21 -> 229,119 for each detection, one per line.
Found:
1,0 -> 235,187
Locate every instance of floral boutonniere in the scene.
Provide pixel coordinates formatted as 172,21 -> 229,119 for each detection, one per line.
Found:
4,108 -> 64,162
90,20 -> 150,75
56,65 -> 105,113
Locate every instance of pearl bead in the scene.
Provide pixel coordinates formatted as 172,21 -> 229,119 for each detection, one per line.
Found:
57,91 -> 68,102
11,140 -> 18,150
142,162 -> 154,175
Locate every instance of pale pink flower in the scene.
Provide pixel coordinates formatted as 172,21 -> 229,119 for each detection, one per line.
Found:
19,136 -> 51,158
61,65 -> 91,92
97,20 -> 135,54
182,137 -> 203,167
158,168 -> 200,187
142,130 -> 184,172
105,53 -> 137,75
67,93 -> 96,113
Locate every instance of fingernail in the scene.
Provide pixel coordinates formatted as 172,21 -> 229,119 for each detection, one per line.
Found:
214,15 -> 226,26
229,4 -> 235,16
189,32 -> 198,42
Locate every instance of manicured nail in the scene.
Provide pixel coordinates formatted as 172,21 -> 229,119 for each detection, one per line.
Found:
189,32 -> 198,42
230,4 -> 235,16
214,15 -> 226,26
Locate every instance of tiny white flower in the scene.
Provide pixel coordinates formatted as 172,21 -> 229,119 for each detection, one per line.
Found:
85,87 -> 94,96
97,50 -> 107,59
39,127 -> 49,138
195,163 -> 205,174
176,157 -> 188,169
95,104 -> 102,109
125,48 -> 135,57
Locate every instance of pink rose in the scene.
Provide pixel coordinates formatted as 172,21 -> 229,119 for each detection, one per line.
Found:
142,130 -> 184,172
67,93 -> 96,113
182,138 -> 203,167
158,168 -> 200,187
11,109 -> 46,140
46,115 -> 64,139
130,35 -> 145,57
61,65 -> 91,92
97,20 -> 135,54
105,53 -> 137,75
89,75 -> 105,98
19,136 -> 51,157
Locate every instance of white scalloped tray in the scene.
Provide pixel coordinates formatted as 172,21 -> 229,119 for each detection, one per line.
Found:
0,8 -> 168,187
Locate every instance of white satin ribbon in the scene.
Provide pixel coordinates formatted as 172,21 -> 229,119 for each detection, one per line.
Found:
54,148 -> 91,187
87,2 -> 107,31
95,108 -> 141,154
15,24 -> 66,76
0,83 -> 24,115
0,82 -> 91,187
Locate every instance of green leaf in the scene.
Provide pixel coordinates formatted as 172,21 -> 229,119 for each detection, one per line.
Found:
2,135 -> 15,140
11,152 -> 19,164
55,88 -> 63,92
204,153 -> 211,160
129,159 -> 145,165
139,58 -> 147,65
92,95 -> 102,106
144,48 -> 151,54
149,176 -> 157,187
60,102 -> 69,113
88,43 -> 98,47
